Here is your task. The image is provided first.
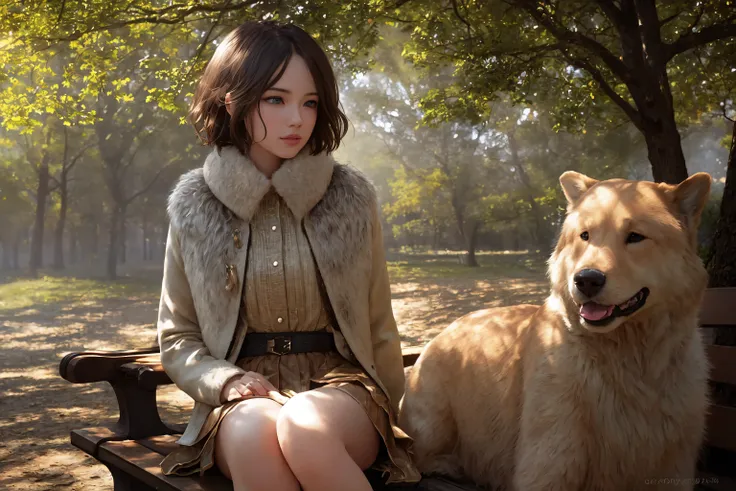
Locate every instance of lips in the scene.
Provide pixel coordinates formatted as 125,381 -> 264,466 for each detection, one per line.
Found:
281,135 -> 302,146
579,288 -> 650,326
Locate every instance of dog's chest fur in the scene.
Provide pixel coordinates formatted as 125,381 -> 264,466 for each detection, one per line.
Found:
538,322 -> 708,484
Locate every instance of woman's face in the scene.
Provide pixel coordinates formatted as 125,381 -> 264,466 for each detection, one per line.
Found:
229,55 -> 319,161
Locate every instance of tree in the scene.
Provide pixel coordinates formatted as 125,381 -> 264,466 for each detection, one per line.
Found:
53,127 -> 94,269
396,0 -> 736,185
707,120 -> 736,290
0,166 -> 33,270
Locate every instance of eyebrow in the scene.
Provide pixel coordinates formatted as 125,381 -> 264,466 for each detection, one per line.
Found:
266,87 -> 319,96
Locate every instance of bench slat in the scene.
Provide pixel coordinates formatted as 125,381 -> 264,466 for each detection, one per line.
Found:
98,439 -> 232,491
700,288 -> 736,327
706,345 -> 736,386
136,434 -> 182,457
70,427 -> 127,457
705,404 -> 736,453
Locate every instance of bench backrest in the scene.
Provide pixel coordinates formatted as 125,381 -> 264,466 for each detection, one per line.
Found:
699,287 -> 736,455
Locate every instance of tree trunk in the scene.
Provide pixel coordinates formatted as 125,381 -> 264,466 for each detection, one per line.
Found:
119,206 -> 127,265
92,221 -> 99,256
641,118 -> 689,184
29,147 -> 51,277
465,220 -> 480,267
142,213 -> 149,261
69,225 -> 78,264
1,241 -> 9,270
508,131 -> 549,251
611,2 -> 688,185
707,123 -> 736,346
12,231 -> 21,270
458,220 -> 480,267
107,205 -> 123,280
705,122 -> 736,387
53,172 -> 69,270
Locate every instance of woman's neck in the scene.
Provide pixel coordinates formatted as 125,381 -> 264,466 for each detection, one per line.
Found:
248,143 -> 282,178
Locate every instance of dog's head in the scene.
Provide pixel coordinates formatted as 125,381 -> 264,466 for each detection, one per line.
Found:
549,171 -> 711,333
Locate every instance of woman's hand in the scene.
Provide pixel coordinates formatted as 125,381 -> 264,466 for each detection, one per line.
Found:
220,371 -> 279,403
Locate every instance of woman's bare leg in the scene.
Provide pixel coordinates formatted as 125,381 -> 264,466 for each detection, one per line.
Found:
215,398 -> 300,491
276,387 -> 380,491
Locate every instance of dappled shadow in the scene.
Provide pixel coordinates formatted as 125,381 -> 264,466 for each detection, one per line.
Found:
0,256 -> 548,490
394,275 -> 548,347
0,266 -> 196,490
389,251 -> 548,347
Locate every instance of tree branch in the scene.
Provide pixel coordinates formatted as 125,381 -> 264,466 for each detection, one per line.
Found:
666,18 -> 736,61
594,0 -> 625,29
451,0 -> 472,36
36,1 -> 249,44
516,0 -> 633,84
564,52 -> 643,131
659,12 -> 680,27
124,160 -> 176,205
65,141 -> 95,174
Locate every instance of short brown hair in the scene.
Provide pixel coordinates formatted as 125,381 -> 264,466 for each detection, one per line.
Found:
189,22 -> 348,155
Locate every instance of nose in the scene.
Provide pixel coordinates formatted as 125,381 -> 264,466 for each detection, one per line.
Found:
574,269 -> 606,298
289,106 -> 302,127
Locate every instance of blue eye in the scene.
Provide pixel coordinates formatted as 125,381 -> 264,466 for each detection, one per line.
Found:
304,100 -> 318,108
264,96 -> 283,104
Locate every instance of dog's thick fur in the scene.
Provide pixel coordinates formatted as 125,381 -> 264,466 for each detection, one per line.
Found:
400,172 -> 712,491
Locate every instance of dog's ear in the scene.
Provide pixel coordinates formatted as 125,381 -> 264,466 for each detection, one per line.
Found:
671,172 -> 711,236
559,171 -> 599,206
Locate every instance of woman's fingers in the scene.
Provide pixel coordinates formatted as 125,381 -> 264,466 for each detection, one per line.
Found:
225,372 -> 277,399
245,379 -> 268,396
246,372 -> 278,392
225,384 -> 245,402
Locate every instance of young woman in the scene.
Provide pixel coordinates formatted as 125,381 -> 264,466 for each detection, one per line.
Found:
157,21 -> 420,491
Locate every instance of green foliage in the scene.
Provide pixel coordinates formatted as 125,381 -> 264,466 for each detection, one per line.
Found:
394,1 -> 736,137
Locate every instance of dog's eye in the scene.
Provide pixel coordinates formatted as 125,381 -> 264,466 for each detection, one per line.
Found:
626,232 -> 646,244
580,231 -> 589,241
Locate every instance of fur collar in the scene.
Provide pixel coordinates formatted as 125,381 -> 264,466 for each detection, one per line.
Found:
202,145 -> 335,221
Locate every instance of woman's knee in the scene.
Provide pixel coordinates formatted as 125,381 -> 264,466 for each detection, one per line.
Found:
215,398 -> 282,475
276,389 -> 379,471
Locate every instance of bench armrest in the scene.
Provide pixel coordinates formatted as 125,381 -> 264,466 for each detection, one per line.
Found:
59,346 -> 172,385
59,347 -> 180,440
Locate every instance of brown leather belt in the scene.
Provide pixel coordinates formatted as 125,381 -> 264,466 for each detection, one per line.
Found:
239,331 -> 336,357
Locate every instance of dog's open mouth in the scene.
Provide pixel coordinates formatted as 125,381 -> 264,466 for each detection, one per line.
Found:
579,288 -> 650,326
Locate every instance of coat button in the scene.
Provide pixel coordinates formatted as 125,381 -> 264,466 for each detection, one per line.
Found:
271,225 -> 277,231
277,317 -> 283,324
273,260 -> 279,267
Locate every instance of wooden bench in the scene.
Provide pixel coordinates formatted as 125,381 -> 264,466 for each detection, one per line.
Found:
59,345 -> 474,490
695,287 -> 736,490
59,288 -> 736,490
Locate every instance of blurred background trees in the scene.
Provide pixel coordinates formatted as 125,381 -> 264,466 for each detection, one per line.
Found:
0,0 -> 732,282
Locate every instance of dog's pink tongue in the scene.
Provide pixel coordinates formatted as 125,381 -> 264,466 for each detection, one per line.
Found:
580,302 -> 614,321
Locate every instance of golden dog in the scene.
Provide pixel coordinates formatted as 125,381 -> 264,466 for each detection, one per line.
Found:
400,172 -> 712,491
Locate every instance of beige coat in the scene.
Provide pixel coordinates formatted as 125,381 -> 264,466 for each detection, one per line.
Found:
157,146 -> 405,446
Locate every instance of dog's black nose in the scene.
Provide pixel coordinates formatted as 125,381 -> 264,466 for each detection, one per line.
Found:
574,269 -> 606,298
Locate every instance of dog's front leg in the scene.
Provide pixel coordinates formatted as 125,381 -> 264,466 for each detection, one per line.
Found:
512,384 -> 589,491
645,445 -> 701,491
512,428 -> 588,491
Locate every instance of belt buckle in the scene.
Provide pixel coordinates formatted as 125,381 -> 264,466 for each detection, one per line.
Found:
266,336 -> 292,356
